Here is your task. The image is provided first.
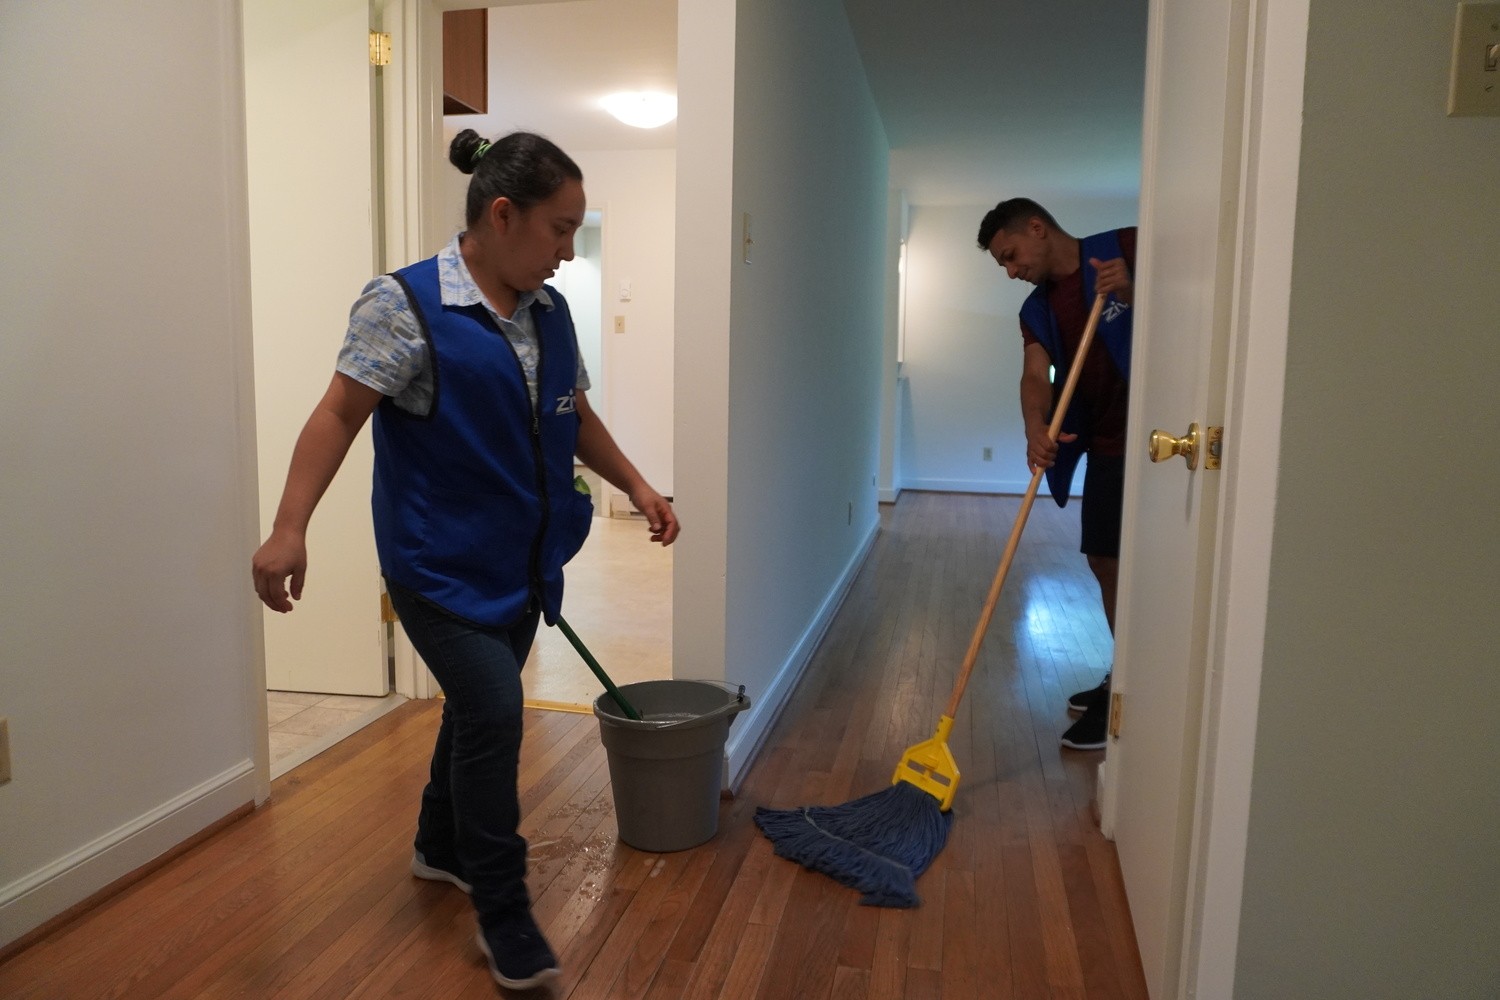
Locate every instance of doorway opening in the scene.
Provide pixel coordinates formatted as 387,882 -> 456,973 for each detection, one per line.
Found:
427,0 -> 680,713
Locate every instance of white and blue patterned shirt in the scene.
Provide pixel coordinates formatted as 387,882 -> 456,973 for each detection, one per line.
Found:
337,234 -> 590,415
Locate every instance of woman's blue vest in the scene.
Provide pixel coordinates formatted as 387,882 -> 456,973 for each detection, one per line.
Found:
1019,229 -> 1134,507
371,256 -> 592,627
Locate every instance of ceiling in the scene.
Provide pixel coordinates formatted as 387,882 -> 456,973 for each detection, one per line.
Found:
452,0 -> 679,153
454,0 -> 1149,207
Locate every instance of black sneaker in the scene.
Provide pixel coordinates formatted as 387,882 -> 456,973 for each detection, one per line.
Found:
476,912 -> 560,991
1066,675 -> 1111,715
1061,702 -> 1108,751
410,851 -> 472,894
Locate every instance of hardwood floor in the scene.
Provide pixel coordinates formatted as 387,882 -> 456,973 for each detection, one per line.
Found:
0,492 -> 1146,999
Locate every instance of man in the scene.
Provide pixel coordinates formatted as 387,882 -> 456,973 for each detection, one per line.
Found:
977,198 -> 1136,751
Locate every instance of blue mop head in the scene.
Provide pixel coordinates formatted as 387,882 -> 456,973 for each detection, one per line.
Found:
753,781 -> 953,907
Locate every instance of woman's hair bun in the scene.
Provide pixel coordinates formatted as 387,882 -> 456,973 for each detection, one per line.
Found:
448,129 -> 486,176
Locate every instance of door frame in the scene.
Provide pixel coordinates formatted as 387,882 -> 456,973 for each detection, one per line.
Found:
1176,0 -> 1308,994
1103,0 -> 1309,994
375,2 -> 1310,990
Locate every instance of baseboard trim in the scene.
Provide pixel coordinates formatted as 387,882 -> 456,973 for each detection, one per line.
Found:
722,519 -> 881,792
901,476 -> 1037,494
524,698 -> 592,715
0,760 -> 257,950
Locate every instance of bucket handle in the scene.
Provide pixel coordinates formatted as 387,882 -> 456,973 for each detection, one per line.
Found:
631,683 -> 751,730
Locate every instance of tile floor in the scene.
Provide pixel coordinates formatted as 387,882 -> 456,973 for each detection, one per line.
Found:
266,690 -> 405,778
521,513 -> 674,710
265,513 -> 674,771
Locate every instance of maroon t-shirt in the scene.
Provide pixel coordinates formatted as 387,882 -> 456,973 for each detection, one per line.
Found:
1019,228 -> 1137,458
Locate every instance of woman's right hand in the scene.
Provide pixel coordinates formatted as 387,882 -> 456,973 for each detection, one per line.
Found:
252,530 -> 308,613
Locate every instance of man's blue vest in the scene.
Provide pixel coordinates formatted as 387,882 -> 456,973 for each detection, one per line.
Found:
1019,229 -> 1134,507
371,256 -> 592,627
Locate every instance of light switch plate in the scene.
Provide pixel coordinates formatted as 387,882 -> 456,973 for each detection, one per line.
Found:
1448,2 -> 1500,116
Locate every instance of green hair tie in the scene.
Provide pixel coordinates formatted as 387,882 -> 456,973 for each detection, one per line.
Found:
471,140 -> 492,165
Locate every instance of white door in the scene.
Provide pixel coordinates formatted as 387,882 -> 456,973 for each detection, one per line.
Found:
1102,0 -> 1250,994
244,0 -> 388,695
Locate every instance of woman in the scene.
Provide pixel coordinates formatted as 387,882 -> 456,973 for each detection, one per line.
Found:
252,129 -> 678,990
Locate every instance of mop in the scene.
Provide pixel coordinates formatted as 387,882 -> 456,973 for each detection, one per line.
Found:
754,293 -> 1107,907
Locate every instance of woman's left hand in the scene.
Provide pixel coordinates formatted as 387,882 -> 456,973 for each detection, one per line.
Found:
630,488 -> 680,545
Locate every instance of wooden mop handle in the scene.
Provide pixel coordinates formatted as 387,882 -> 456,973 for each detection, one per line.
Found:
943,293 -> 1108,719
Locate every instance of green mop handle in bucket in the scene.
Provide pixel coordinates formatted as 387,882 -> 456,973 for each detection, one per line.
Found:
554,615 -> 643,721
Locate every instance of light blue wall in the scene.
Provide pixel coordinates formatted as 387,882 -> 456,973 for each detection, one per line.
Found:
721,0 -> 890,709
1234,1 -> 1500,995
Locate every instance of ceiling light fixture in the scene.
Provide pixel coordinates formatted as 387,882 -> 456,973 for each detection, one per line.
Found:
600,91 -> 677,129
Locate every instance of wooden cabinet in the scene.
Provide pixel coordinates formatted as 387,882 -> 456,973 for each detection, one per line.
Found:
443,8 -> 487,115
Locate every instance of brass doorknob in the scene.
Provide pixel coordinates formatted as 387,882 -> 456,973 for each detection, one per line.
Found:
1149,423 -> 1200,470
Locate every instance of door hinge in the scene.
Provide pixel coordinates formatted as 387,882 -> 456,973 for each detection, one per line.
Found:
380,591 -> 398,624
1205,425 -> 1224,471
369,31 -> 392,67
1109,691 -> 1123,739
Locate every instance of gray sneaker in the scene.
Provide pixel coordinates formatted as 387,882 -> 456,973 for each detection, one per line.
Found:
410,851 -> 472,894
476,912 -> 560,990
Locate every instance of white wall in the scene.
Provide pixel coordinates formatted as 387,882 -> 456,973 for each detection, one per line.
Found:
442,144 -> 676,496
675,0 -> 889,780
899,196 -> 1138,494
0,0 -> 263,944
1232,1 -> 1500,996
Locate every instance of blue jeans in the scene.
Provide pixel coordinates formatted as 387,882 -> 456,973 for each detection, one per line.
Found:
386,579 -> 539,925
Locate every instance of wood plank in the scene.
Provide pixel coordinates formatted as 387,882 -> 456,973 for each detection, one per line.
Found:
1002,844 -> 1050,1000
868,908 -> 912,1000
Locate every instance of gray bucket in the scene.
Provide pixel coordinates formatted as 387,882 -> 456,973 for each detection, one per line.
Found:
593,680 -> 750,852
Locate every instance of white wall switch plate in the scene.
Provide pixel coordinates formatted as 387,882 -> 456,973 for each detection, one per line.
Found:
1448,3 -> 1500,116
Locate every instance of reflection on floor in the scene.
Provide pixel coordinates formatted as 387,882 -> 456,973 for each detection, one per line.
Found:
266,690 -> 405,779
522,513 -> 673,711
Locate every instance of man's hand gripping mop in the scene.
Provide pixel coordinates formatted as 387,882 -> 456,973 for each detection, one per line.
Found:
754,293 -> 1108,907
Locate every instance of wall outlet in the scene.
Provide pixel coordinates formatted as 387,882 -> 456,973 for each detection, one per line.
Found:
0,718 -> 11,785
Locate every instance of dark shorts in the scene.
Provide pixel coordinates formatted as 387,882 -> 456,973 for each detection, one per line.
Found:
1080,454 -> 1124,558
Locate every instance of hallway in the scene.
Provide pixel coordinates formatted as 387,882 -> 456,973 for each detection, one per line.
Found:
0,492 -> 1145,999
